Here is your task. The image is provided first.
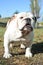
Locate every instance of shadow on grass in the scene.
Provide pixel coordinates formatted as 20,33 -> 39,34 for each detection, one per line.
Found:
31,42 -> 43,55
10,42 -> 43,57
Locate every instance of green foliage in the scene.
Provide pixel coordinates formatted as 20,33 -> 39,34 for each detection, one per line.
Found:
39,22 -> 43,25
0,17 -> 10,22
14,11 -> 19,14
0,15 -> 1,18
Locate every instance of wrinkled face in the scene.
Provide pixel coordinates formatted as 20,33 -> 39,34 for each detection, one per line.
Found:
16,12 -> 34,36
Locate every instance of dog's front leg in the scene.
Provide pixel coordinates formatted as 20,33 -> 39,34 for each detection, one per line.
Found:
3,33 -> 12,58
25,47 -> 32,58
25,41 -> 33,58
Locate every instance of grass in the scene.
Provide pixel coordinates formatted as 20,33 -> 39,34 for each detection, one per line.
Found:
34,28 -> 43,42
0,27 -> 43,65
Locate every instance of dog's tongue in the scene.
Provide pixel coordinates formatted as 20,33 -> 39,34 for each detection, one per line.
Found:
24,25 -> 33,31
20,24 -> 33,34
22,25 -> 33,36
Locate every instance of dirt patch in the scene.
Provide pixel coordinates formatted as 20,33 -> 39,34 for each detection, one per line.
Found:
0,42 -> 43,65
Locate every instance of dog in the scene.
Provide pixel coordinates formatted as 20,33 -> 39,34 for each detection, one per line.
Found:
3,12 -> 35,58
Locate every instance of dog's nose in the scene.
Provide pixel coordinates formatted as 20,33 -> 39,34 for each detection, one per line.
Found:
25,18 -> 31,25
25,18 -> 31,22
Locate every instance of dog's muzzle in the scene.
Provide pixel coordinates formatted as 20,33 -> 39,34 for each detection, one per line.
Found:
20,22 -> 33,37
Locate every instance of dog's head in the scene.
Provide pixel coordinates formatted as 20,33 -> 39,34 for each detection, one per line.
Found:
15,12 -> 34,36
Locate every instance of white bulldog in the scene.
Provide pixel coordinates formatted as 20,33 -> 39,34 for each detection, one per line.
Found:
3,12 -> 35,58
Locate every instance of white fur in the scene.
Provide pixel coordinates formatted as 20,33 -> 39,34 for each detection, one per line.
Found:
10,44 -> 13,48
20,44 -> 25,49
3,12 -> 34,58
25,48 -> 32,58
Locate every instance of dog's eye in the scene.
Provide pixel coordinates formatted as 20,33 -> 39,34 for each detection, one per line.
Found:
20,17 -> 23,19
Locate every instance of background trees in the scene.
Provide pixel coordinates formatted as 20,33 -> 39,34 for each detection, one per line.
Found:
30,0 -> 40,28
14,11 -> 19,14
0,14 -> 1,18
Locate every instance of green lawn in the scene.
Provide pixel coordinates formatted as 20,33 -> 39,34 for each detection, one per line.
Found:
34,28 -> 43,43
0,27 -> 43,65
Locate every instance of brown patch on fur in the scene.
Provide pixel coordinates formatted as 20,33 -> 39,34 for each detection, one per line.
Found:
8,14 -> 17,23
8,16 -> 15,23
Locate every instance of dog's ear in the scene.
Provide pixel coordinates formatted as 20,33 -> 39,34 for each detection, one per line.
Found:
32,17 -> 37,22
32,16 -> 40,22
6,14 -> 18,28
9,14 -> 17,23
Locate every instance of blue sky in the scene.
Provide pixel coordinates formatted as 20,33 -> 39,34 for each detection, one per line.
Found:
0,0 -> 43,19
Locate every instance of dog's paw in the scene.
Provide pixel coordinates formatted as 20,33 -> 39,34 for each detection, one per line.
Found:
25,52 -> 32,58
25,48 -> 32,58
3,53 -> 12,58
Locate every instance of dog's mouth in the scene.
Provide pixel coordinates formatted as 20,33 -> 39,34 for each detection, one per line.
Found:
20,23 -> 33,31
20,23 -> 33,36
